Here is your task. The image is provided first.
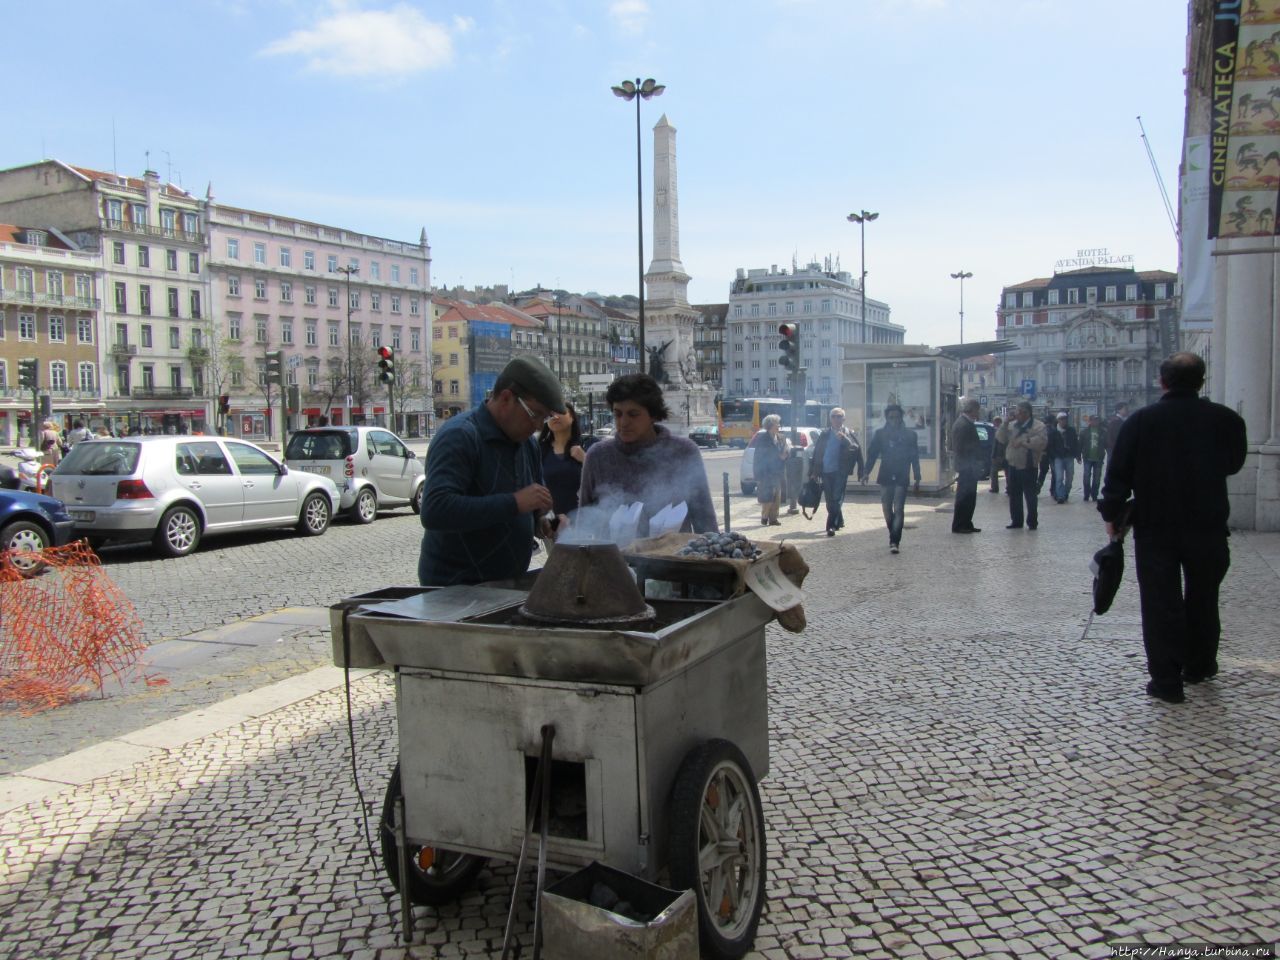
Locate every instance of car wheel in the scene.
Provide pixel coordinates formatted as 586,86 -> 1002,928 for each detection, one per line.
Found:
297,492 -> 331,536
0,520 -> 51,578
350,487 -> 377,524
740,482 -> 755,495
154,505 -> 201,558
410,483 -> 423,515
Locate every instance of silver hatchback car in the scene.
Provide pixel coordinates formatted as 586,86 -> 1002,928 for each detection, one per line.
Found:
48,436 -> 340,557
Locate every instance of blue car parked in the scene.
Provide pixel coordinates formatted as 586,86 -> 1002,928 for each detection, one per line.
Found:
0,488 -> 77,577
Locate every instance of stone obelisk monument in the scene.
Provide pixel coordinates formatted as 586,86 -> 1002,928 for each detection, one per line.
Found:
644,115 -> 715,429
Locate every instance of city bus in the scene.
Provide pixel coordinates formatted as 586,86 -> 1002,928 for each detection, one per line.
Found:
718,398 -> 831,447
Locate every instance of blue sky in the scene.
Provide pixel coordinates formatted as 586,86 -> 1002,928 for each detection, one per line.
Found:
5,0 -> 1185,348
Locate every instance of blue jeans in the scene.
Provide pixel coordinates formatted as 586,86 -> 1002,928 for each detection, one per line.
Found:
880,484 -> 908,545
822,471 -> 848,531
1051,457 -> 1075,502
1082,459 -> 1103,499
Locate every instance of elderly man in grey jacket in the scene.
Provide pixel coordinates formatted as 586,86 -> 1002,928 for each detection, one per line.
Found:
995,400 -> 1048,530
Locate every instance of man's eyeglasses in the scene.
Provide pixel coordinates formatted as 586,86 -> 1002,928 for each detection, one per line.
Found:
516,394 -> 552,425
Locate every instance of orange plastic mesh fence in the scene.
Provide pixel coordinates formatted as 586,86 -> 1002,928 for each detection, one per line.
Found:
0,541 -> 149,715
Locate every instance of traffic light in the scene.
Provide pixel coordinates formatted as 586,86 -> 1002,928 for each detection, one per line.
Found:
219,394 -> 231,416
778,323 -> 800,372
17,358 -> 38,390
265,350 -> 284,385
377,346 -> 395,384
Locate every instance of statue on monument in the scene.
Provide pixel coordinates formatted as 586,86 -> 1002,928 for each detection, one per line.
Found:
648,339 -> 674,384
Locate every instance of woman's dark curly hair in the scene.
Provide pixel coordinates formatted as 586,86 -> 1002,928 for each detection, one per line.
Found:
537,401 -> 582,448
605,373 -> 669,421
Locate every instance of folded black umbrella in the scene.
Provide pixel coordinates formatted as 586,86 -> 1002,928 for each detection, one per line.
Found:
1090,539 -> 1125,615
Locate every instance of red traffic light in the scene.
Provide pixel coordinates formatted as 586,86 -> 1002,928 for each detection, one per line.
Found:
378,346 -> 393,360
778,323 -> 799,339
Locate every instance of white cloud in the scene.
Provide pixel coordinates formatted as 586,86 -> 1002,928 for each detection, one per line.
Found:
261,4 -> 457,79
609,0 -> 649,34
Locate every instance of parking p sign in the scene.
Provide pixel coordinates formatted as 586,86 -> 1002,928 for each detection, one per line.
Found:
1020,379 -> 1036,400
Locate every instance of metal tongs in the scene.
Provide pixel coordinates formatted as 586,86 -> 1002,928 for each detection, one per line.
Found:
501,723 -> 556,960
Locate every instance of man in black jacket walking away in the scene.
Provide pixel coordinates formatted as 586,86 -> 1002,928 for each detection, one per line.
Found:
949,397 -> 983,533
862,404 -> 921,553
1098,353 -> 1248,704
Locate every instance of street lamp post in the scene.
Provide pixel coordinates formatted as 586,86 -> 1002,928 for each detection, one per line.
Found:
612,77 -> 665,375
554,292 -> 565,381
950,270 -> 973,344
336,264 -> 358,425
846,210 -> 879,343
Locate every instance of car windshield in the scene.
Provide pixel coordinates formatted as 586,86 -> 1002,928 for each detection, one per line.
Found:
54,441 -> 141,476
285,429 -> 355,460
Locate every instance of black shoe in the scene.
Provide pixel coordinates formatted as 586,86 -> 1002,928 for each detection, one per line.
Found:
1146,680 -> 1186,704
826,529 -> 835,537
890,543 -> 899,553
1005,523 -> 1023,529
1027,523 -> 1037,530
953,527 -> 980,534
1183,667 -> 1219,684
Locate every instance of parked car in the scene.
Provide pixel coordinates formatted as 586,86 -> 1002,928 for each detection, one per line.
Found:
48,436 -> 339,558
738,427 -> 821,495
687,425 -> 720,448
0,488 -> 77,577
284,426 -> 425,523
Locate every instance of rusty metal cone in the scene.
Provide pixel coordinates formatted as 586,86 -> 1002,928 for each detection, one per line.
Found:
520,542 -> 654,627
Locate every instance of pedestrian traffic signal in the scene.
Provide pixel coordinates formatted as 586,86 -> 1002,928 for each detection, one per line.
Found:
778,323 -> 800,371
17,358 -> 38,390
377,346 -> 395,384
265,350 -> 284,385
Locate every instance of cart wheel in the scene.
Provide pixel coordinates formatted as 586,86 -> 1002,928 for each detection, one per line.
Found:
667,739 -> 766,960
379,762 -> 486,905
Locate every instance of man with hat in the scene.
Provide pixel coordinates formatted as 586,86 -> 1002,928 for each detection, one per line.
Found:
418,355 -> 566,586
1046,411 -> 1081,504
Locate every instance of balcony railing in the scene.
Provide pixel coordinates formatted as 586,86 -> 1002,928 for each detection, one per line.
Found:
100,218 -> 204,244
132,386 -> 195,400
0,289 -> 101,310
111,343 -> 140,357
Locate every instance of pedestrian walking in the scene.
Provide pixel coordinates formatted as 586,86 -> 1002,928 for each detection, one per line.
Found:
1079,414 -> 1106,501
1047,412 -> 1081,503
1105,401 -> 1129,457
995,400 -> 1048,530
808,407 -> 862,537
1097,352 -> 1247,704
38,420 -> 62,469
1035,414 -> 1055,494
752,415 -> 789,526
949,397 -> 983,533
861,404 -> 921,553
66,419 -> 93,446
990,415 -> 1006,494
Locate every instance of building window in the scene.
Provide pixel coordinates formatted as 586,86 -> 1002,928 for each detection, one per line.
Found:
190,290 -> 202,319
279,247 -> 292,268
410,268 -> 420,285
106,199 -> 123,226
306,319 -> 318,346
1022,291 -> 1033,307
228,276 -> 241,296
256,318 -> 268,343
160,209 -> 176,236
307,364 -> 318,388
228,316 -> 241,340
76,274 -> 92,302
370,292 -> 381,311
141,324 -> 153,348
19,314 -> 36,340
255,279 -> 267,300
433,326 -> 442,340
78,362 -> 96,392
371,262 -> 381,280
349,290 -> 360,310
304,251 -> 315,270
391,295 -> 401,313
281,320 -> 294,345
371,328 -> 383,348
78,317 -> 93,343
1126,284 -> 1138,300
392,327 -> 402,350
328,287 -> 339,307
50,361 -> 68,391
1048,289 -> 1059,305
169,326 -> 181,349
449,379 -> 459,395
187,252 -> 198,274
227,238 -> 239,259
391,264 -> 401,282
168,287 -> 180,317
409,298 -> 419,316
280,281 -> 293,303
411,329 -> 420,351
1105,285 -> 1117,302
305,285 -> 316,305
116,322 -> 128,346
182,211 -> 199,236
139,285 -> 151,316
1154,283 -> 1168,298
254,242 -> 266,265
131,203 -> 147,228
1086,287 -> 1098,303
138,245 -> 150,268
111,241 -> 125,265
327,254 -> 338,273
167,365 -> 182,390
328,323 -> 339,346
449,352 -> 459,365
348,257 -> 359,271
1067,288 -> 1079,304
733,305 -> 743,318
164,248 -> 177,271
230,369 -> 243,388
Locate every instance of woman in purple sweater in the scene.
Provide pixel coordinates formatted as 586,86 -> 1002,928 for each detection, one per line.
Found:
577,374 -> 718,537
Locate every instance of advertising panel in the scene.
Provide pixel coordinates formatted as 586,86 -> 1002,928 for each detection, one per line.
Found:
470,321 -> 512,374
866,361 -> 938,458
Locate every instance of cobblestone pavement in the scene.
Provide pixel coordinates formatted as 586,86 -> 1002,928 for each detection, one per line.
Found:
3,489 -> 1279,958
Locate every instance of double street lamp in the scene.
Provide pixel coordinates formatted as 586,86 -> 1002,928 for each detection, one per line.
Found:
950,270 -> 973,344
846,210 -> 879,343
611,77 -> 665,374
336,264 -> 358,425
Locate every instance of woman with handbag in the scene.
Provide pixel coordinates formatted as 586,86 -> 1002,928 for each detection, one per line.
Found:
809,408 -> 863,537
752,415 -> 789,526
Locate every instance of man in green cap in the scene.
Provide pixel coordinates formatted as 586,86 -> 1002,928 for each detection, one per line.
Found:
418,355 -> 567,586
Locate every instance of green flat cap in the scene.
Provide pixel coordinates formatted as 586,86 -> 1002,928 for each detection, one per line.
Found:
501,355 -> 566,414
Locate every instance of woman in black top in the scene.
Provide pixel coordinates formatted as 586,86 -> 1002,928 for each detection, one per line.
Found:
538,401 -> 587,517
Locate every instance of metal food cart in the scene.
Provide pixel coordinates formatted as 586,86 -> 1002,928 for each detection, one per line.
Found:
331,543 -> 778,959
